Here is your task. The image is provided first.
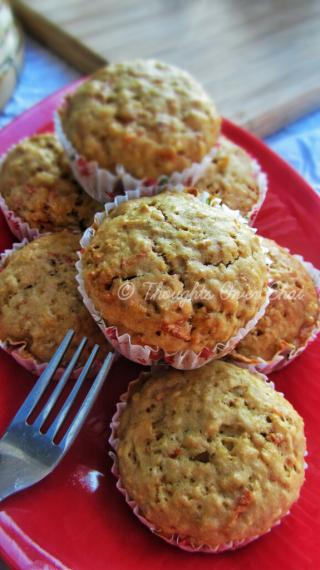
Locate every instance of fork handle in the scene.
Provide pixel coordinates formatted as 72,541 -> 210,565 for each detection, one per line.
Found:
0,440 -> 41,501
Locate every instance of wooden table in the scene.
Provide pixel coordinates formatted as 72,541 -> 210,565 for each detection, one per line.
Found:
10,0 -> 320,136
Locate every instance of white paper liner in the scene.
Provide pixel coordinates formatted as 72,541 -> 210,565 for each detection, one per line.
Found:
0,241 -> 85,379
55,111 -> 267,224
108,370 -> 306,553
76,187 -> 272,370
230,252 -> 320,374
0,192 -> 41,241
246,159 -> 268,224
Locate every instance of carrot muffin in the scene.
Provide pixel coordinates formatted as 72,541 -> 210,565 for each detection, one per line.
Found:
0,134 -> 101,234
59,60 -> 221,180
81,190 -> 269,356
0,231 -> 109,369
193,136 -> 265,218
232,237 -> 319,366
112,360 -> 306,551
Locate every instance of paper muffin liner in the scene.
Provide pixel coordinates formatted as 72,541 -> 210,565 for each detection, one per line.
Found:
108,370 -> 307,553
230,253 -> 320,374
0,192 -> 41,241
0,240 -> 86,379
246,158 -> 268,224
55,111 -> 267,224
76,187 -> 272,370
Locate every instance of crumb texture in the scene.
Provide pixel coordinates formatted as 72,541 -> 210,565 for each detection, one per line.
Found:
194,136 -> 261,217
61,60 -> 221,178
232,237 -> 319,362
82,191 -> 268,353
0,231 -> 109,365
0,134 -> 100,233
117,360 -> 306,549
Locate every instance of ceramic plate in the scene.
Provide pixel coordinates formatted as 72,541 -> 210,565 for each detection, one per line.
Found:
0,84 -> 319,570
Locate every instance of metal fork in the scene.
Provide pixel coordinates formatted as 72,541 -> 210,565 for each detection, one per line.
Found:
0,329 -> 115,501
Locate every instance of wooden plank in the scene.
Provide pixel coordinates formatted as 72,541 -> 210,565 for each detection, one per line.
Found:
11,0 -> 320,137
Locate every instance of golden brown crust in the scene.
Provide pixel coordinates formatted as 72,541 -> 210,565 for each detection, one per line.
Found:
232,237 -> 319,362
82,190 -> 268,353
194,136 -> 260,217
60,60 -> 221,179
0,231 -> 109,365
0,134 -> 101,233
116,360 -> 306,549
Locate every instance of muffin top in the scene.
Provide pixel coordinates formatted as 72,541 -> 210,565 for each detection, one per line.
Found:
194,136 -> 261,217
82,190 -> 268,354
115,360 -> 306,549
60,60 -> 221,179
232,237 -> 319,363
0,134 -> 101,233
0,231 -> 109,366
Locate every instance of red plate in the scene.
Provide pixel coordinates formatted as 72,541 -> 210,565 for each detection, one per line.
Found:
0,84 -> 319,570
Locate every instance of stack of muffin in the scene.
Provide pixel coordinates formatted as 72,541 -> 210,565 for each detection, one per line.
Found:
0,60 -> 318,552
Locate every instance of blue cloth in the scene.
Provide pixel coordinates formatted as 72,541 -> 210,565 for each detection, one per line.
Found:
0,37 -> 79,128
266,111 -> 320,194
0,37 -> 319,194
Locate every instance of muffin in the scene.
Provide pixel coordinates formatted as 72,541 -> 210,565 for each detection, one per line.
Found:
111,360 -> 306,552
80,190 -> 269,367
231,237 -> 320,371
59,60 -> 221,182
193,136 -> 266,219
0,231 -> 109,372
0,133 -> 101,238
